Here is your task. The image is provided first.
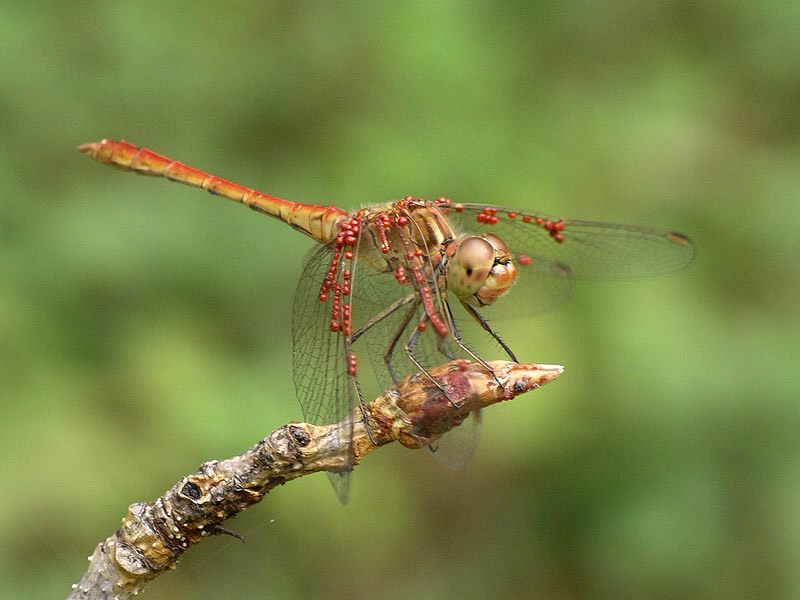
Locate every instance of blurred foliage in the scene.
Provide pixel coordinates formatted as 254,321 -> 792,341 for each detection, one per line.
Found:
1,1 -> 799,598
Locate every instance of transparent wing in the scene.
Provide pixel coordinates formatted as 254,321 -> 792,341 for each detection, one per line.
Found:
350,255 -> 483,468
292,242 -> 353,503
446,204 -> 694,278
444,203 -> 694,316
353,273 -> 451,378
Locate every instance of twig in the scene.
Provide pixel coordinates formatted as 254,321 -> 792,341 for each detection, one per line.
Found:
67,360 -> 563,599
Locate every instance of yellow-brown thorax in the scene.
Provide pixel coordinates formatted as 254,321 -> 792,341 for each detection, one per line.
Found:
357,199 -> 517,308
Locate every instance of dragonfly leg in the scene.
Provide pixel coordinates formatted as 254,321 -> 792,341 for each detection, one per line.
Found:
349,291 -> 419,384
404,317 -> 452,399
382,298 -> 422,384
350,292 -> 417,344
435,334 -> 457,360
356,386 -> 378,446
440,300 -> 507,391
459,301 -> 519,363
345,345 -> 378,447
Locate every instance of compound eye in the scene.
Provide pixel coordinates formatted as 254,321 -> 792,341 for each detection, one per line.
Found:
447,236 -> 495,298
482,232 -> 510,255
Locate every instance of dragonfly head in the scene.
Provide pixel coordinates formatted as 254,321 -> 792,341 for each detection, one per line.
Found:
447,233 -> 517,307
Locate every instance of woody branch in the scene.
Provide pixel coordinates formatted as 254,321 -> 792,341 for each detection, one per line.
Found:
67,359 -> 563,600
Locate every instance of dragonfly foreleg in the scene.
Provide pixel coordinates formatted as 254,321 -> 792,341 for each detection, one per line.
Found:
440,300 -> 507,391
459,301 -> 519,363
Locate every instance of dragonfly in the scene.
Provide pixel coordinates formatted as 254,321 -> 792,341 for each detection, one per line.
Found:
78,139 -> 694,503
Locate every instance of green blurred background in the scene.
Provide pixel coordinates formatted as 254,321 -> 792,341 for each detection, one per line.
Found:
2,1 -> 798,598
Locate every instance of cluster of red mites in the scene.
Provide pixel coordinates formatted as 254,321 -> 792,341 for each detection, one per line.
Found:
320,216 -> 363,340
419,285 -> 448,337
327,275 -> 352,335
375,214 -> 390,253
375,209 -> 410,254
541,219 -> 565,243
474,206 -> 566,244
434,197 -> 452,215
340,300 -> 352,336
398,244 -> 447,337
476,207 -> 500,225
406,248 -> 424,262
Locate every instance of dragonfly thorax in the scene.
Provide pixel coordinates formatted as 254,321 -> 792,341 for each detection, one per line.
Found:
446,232 -> 517,307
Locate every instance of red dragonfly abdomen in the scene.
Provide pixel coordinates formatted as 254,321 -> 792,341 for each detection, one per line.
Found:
77,139 -> 348,244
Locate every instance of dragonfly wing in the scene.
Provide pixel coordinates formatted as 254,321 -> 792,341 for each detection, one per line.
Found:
444,204 -> 693,318
351,267 -> 460,388
537,218 -> 694,279
446,204 -> 694,279
292,242 -> 354,503
353,256 -> 480,468
426,411 -> 481,468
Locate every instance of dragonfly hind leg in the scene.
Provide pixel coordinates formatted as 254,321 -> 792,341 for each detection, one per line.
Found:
382,298 -> 423,385
404,315 -> 454,399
